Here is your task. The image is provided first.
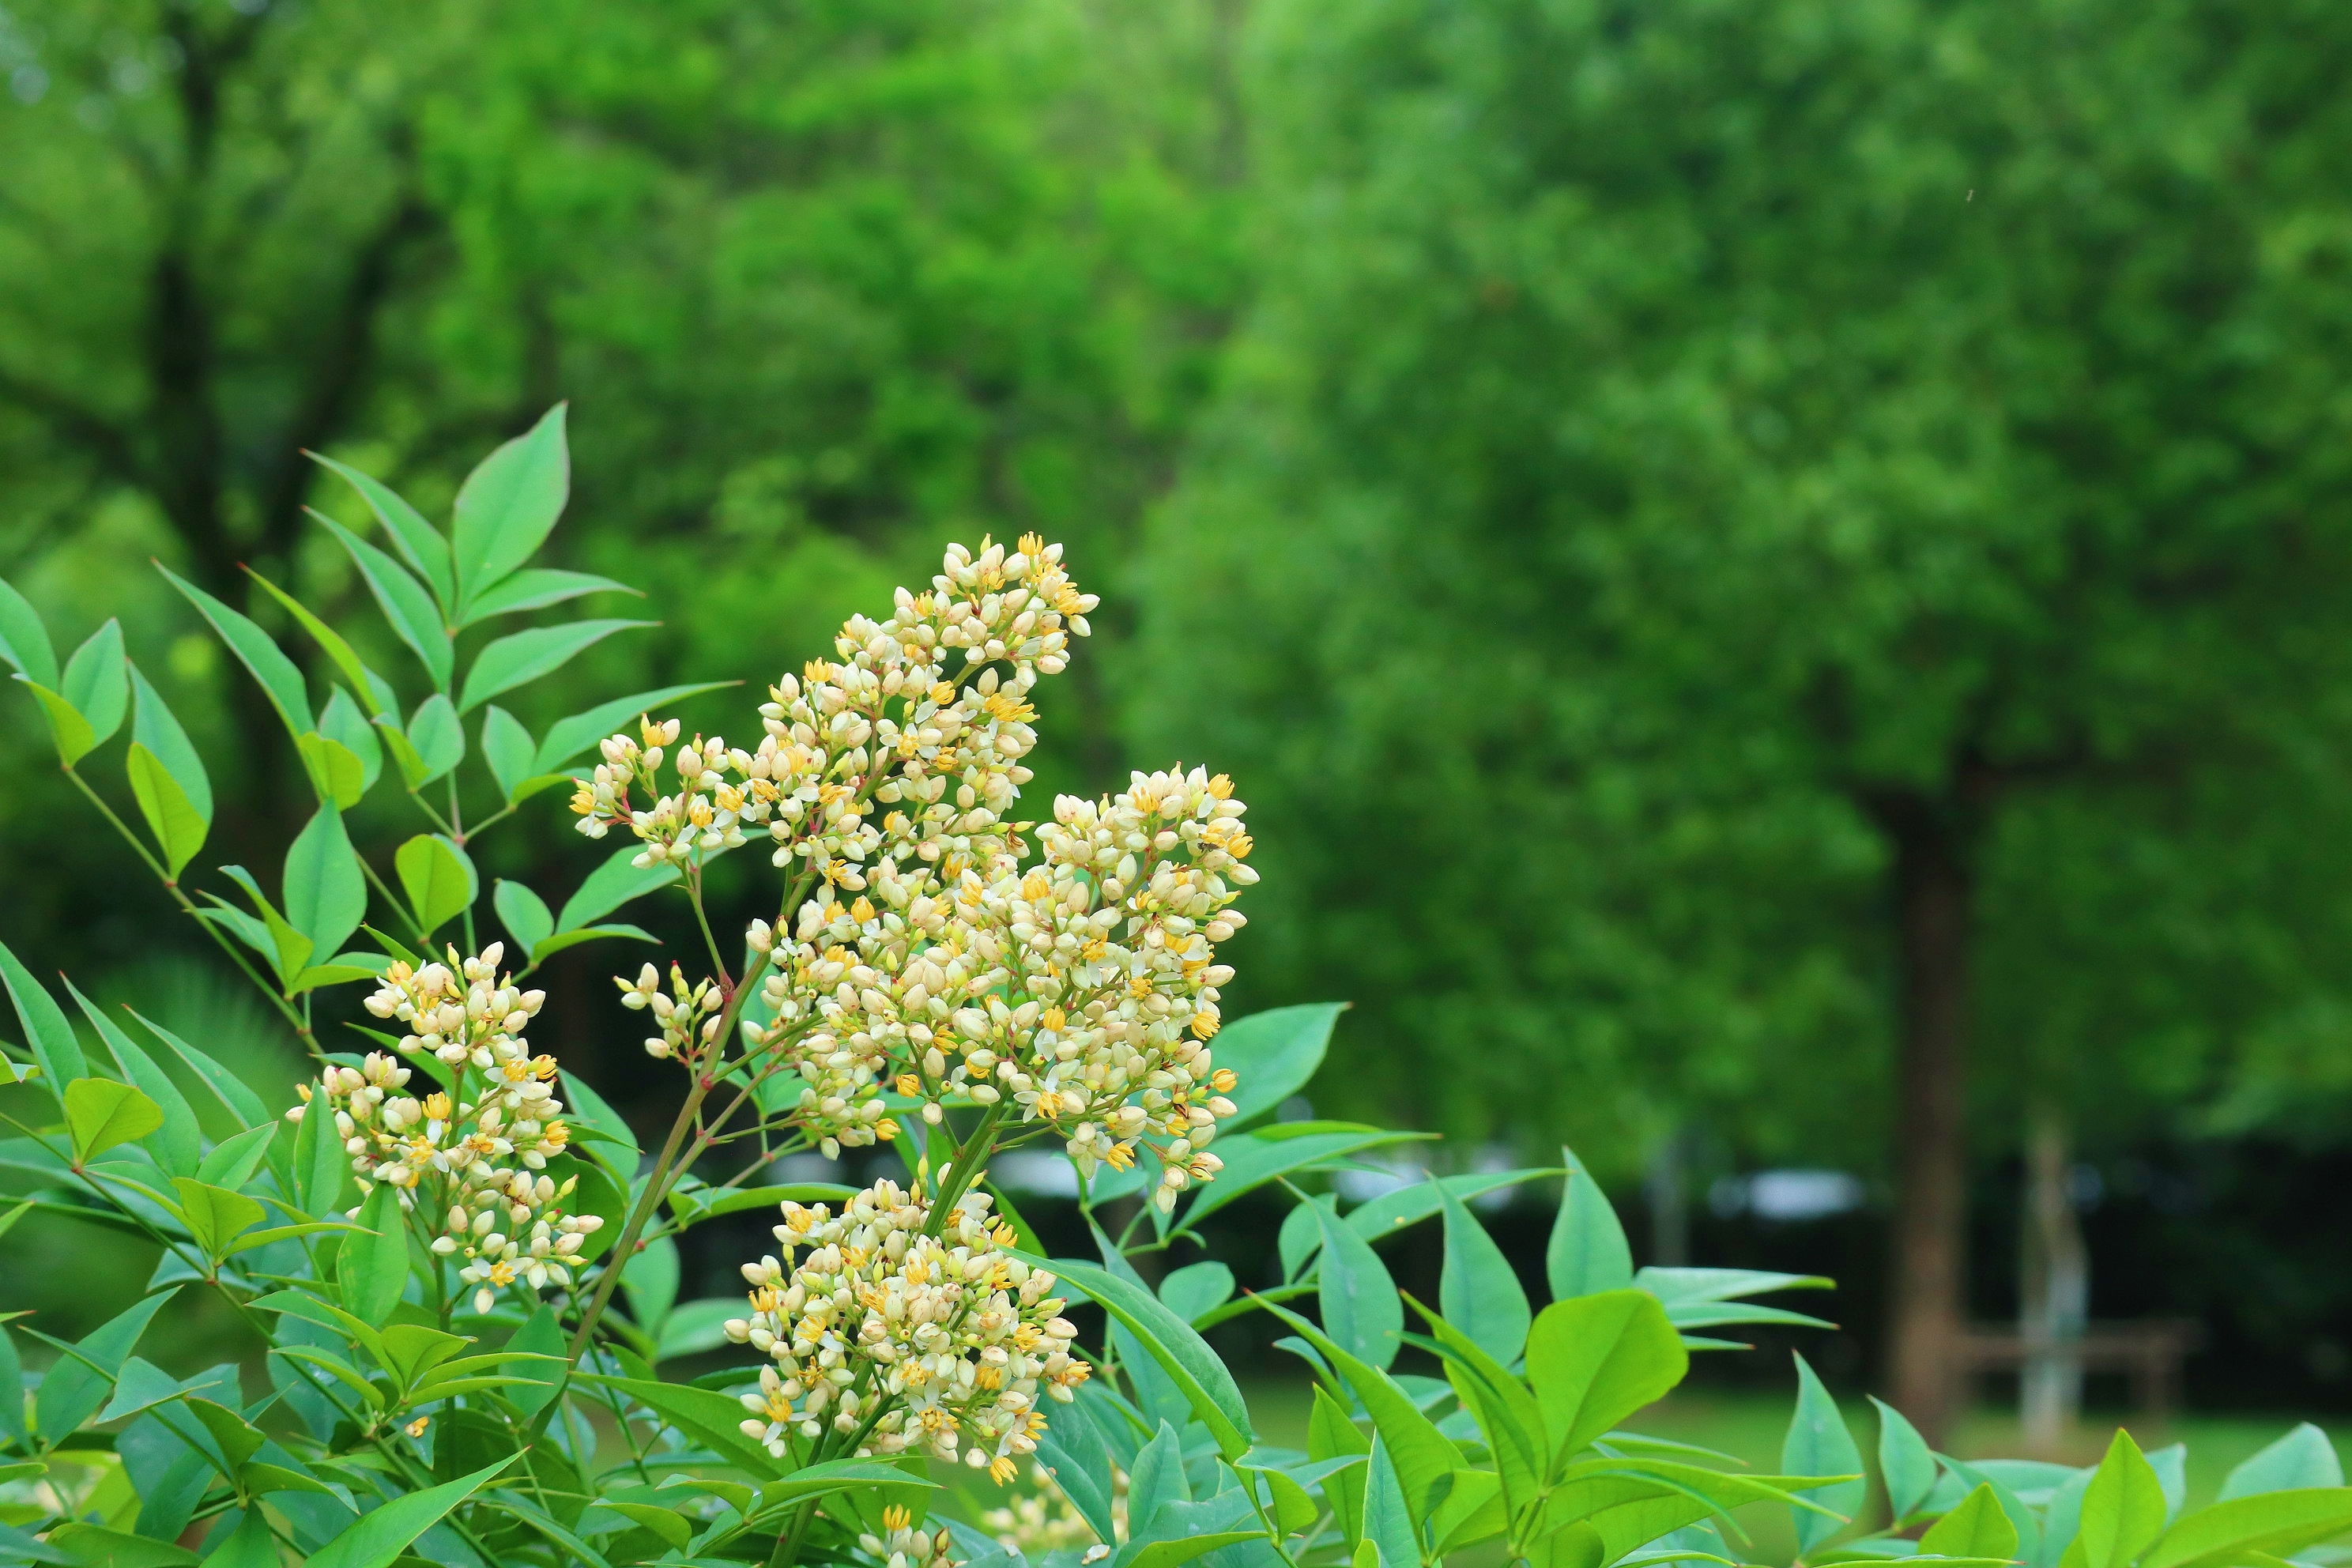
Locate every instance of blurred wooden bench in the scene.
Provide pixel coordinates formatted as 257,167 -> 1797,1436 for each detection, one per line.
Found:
1954,1320 -> 2204,1419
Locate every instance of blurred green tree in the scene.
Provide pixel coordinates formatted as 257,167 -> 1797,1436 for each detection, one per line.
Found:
1133,0 -> 2352,1438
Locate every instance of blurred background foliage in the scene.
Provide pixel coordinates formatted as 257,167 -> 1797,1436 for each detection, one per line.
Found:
8,0 -> 2352,1419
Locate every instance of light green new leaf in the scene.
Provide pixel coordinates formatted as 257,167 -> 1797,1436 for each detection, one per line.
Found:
1316,1197 -> 1405,1369
375,713 -> 432,790
496,879 -> 555,959
1439,1184 -> 1532,1364
172,1178 -> 266,1258
1924,1485 -> 2022,1562
2061,1430 -> 2169,1568
0,575 -> 58,688
1548,1147 -> 1634,1300
1875,1396 -> 1942,1523
531,680 -> 737,772
159,565 -> 315,739
124,745 -> 207,880
1525,1289 -> 1687,1464
0,938 -> 86,1090
20,677 -> 96,765
458,618 -> 655,713
343,1181 -> 412,1321
2143,1489 -> 2352,1568
557,843 -> 680,930
285,802 -> 368,960
320,685 -> 384,791
395,833 -> 477,935
1784,1352 -> 1865,1555
60,620 -> 127,748
312,513 -> 454,688
405,692 -> 465,783
306,1457 -> 518,1568
481,705 -> 537,801
1041,1254 -> 1254,1459
308,451 -> 454,608
297,731 -> 368,808
66,1078 -> 164,1164
452,403 -> 569,606
2220,1426 -> 2343,1500
462,567 -> 638,624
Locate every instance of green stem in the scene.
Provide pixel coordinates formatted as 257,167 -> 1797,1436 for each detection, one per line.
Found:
357,854 -> 432,947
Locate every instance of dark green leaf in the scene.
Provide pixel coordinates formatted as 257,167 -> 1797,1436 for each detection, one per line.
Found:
34,1290 -> 175,1438
305,1457 -> 518,1568
343,1182 -> 411,1321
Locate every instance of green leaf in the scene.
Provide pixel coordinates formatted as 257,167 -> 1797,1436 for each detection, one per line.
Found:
0,941 -> 84,1089
312,513 -> 453,688
306,1457 -> 518,1568
1346,1169 -> 1562,1247
344,1181 -> 412,1321
0,575 -> 58,688
285,802 -> 368,960
1525,1289 -> 1687,1464
1873,1396 -> 1940,1522
557,843 -> 681,930
404,692 -> 465,783
375,714 -> 432,790
1042,1253 -> 1255,1459
1784,1352 -> 1865,1555
559,1068 -> 640,1168
503,1305 -> 567,1416
452,404 -> 570,607
458,619 -> 656,713
1414,1295 -> 1545,1521
626,1233 -> 681,1332
522,924 -> 655,961
577,1372 -> 785,1476
20,679 -> 96,765
320,685 -> 384,791
1215,1002 -> 1345,1126
34,1289 -> 174,1437
1262,1298 -> 1461,1519
61,620 -> 128,749
171,1178 -> 266,1258
199,1507 -> 277,1568
1181,1124 -> 1434,1227
126,1007 -> 266,1129
244,565 -> 396,719
395,833 -> 477,935
2220,1426 -> 2343,1499
1438,1183 -> 1532,1365
294,1093 -> 349,1215
1362,1438 -> 1423,1568
462,567 -> 639,625
1924,1485 -> 2022,1562
0,1321 -> 21,1447
481,705 -> 537,801
495,880 -> 555,959
125,742 -> 209,879
66,1078 -> 165,1165
531,681 -> 737,773
194,1121 -> 276,1188
1159,1261 -> 1236,1324
308,452 -> 455,608
297,731 -> 368,808
1547,1146 -> 1634,1300
65,976 -> 198,1176
1315,1197 -> 1405,1370
2141,1489 -> 2352,1568
44,1523 -> 198,1567
158,566 -> 315,740
2060,1430 -> 2169,1568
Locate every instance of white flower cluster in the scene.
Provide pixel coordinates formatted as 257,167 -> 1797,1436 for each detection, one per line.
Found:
289,944 -> 603,1314
723,1179 -> 1087,1483
616,961 -> 727,1061
860,1506 -> 959,1568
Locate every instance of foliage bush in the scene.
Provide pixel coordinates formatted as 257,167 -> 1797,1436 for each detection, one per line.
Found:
1,416 -> 2347,1568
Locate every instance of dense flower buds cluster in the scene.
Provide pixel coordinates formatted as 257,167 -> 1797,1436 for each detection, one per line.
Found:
569,538 -> 1259,1195
292,944 -> 601,1313
861,1506 -> 959,1568
617,961 -> 726,1061
723,1179 -> 1087,1481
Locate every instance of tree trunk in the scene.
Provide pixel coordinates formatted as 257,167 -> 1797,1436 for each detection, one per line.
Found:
1879,793 -> 1973,1445
2019,1105 -> 2088,1453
